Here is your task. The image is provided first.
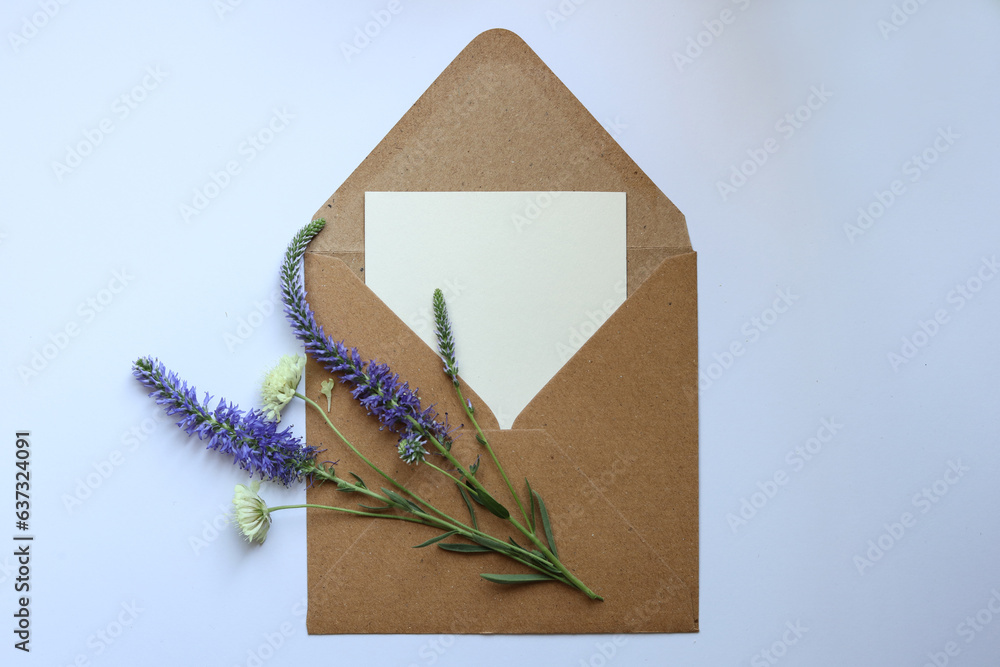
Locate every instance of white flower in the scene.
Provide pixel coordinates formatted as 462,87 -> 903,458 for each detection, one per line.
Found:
233,481 -> 271,544
261,354 -> 305,422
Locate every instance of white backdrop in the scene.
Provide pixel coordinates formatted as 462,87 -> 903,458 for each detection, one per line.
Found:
2,2 -> 999,666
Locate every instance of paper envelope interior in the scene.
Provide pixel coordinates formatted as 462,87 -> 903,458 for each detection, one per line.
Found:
303,28 -> 698,634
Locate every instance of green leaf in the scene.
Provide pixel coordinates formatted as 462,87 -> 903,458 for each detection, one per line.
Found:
468,455 -> 481,477
380,487 -> 406,506
532,489 -> 558,557
480,573 -> 555,585
469,536 -> 562,575
525,477 -> 536,534
460,482 -> 511,519
470,534 -> 510,553
456,484 -> 479,530
349,472 -> 367,489
380,487 -> 422,513
476,488 -> 511,520
438,542 -> 493,553
475,433 -> 487,446
463,481 -> 485,506
412,530 -> 458,548
357,502 -> 393,511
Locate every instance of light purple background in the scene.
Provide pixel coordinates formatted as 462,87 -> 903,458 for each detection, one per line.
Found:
2,2 -> 999,666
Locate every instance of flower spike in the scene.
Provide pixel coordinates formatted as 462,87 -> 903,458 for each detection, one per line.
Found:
279,220 -> 453,464
132,356 -> 319,485
433,288 -> 459,382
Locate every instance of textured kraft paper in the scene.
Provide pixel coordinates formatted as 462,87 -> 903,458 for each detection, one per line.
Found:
303,28 -> 698,634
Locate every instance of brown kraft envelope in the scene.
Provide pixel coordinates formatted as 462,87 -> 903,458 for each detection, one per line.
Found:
302,28 -> 698,634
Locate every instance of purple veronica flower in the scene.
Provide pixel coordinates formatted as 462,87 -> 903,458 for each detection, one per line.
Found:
132,356 -> 319,486
279,220 -> 453,462
397,436 -> 429,465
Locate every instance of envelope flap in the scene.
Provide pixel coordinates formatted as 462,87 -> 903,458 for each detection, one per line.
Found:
309,28 -> 690,295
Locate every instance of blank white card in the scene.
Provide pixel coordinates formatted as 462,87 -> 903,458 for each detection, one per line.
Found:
365,191 -> 626,429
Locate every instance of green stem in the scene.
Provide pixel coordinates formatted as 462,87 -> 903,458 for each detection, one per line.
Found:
296,392 -> 472,533
453,383 -> 531,528
423,461 -> 465,487
268,503 -> 425,524
405,414 -> 524,531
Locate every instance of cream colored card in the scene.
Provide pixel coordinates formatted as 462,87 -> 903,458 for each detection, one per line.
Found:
364,191 -> 626,428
